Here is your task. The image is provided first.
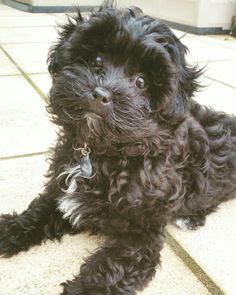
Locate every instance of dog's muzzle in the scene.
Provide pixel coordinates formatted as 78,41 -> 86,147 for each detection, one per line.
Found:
88,87 -> 113,117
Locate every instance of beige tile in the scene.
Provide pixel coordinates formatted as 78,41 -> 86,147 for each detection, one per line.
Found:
52,11 -> 91,26
0,155 -> 48,214
0,4 -> 29,16
194,76 -> 236,115
2,43 -> 51,73
168,199 -> 236,295
0,156 -> 209,295
182,37 -> 236,63
52,12 -> 70,24
0,76 -> 57,158
29,73 -> 52,98
0,48 -> 19,75
0,239 -> 210,295
0,233 -> 103,295
0,15 -> 58,27
0,26 -> 58,44
140,245 -> 210,295
199,35 -> 236,51
201,60 -> 236,89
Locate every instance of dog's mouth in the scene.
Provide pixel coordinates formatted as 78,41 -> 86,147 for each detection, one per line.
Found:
61,97 -> 112,120
84,112 -> 103,120
62,106 -> 105,121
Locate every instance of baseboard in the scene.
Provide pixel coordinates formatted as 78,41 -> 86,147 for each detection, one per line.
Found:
159,18 -> 230,35
3,0 -> 96,13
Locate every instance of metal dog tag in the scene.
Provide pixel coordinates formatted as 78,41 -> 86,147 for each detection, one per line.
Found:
79,154 -> 92,178
57,143 -> 92,193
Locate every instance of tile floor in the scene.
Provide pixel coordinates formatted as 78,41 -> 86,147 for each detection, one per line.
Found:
0,3 -> 236,295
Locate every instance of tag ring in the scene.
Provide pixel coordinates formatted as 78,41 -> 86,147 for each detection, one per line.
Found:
72,142 -> 91,156
81,146 -> 91,156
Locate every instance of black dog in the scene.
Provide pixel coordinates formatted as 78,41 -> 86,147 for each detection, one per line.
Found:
1,3 -> 236,294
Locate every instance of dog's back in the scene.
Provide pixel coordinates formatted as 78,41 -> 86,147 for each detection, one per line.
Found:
190,100 -> 236,201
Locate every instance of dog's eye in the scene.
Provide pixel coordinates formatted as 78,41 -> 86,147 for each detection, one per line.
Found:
134,75 -> 147,89
92,56 -> 103,67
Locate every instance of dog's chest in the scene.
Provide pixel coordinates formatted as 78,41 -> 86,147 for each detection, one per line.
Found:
57,156 -> 95,227
57,155 -> 171,228
57,156 -> 145,227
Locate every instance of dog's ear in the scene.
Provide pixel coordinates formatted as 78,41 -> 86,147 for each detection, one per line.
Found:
161,39 -> 202,123
47,7 -> 85,76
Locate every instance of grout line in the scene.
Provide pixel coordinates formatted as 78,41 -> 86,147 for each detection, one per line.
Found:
0,14 -> 31,17
0,73 -> 21,77
0,25 -> 56,28
198,59 -> 236,63
194,38 -> 236,51
0,72 -> 48,77
0,44 -> 48,103
190,59 -> 235,64
26,72 -> 49,75
184,35 -> 236,51
0,151 -> 48,161
1,41 -> 53,45
166,231 -> 225,295
203,74 -> 236,90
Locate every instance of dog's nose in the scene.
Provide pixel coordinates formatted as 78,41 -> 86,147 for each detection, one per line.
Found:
93,87 -> 111,105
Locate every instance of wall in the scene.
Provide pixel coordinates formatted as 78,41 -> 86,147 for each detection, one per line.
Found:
32,0 -> 101,5
118,0 -> 236,32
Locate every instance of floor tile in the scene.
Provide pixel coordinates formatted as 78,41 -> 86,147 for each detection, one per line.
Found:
52,11 -> 94,25
0,238 -> 210,295
52,13 -> 70,23
0,26 -> 58,44
0,155 -> 48,214
0,4 -> 29,16
0,15 -> 58,27
200,60 -> 236,89
167,199 -> 236,295
194,76 -> 236,115
0,76 -> 57,158
141,245 -> 210,295
2,43 -> 51,74
182,37 -> 236,63
29,73 -> 52,98
0,47 -> 19,75
200,35 -> 236,51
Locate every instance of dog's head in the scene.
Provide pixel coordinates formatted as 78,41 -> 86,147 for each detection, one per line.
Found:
48,3 -> 201,154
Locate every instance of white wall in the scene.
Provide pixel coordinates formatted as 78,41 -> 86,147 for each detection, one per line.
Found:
32,0 -> 101,6
118,0 -> 236,30
120,0 -> 236,29
30,0 -> 236,30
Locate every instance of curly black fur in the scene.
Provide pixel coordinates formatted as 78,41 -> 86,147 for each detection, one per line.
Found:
1,2 -> 236,294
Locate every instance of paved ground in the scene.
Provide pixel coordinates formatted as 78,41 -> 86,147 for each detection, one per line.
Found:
0,3 -> 236,295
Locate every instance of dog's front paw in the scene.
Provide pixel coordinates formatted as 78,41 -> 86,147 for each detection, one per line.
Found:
0,213 -> 29,257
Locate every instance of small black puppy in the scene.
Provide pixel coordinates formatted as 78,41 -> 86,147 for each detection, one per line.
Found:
1,3 -> 236,295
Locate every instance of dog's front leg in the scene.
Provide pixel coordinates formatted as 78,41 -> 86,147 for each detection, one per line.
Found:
0,142 -> 75,257
0,185 -> 72,257
61,232 -> 164,295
